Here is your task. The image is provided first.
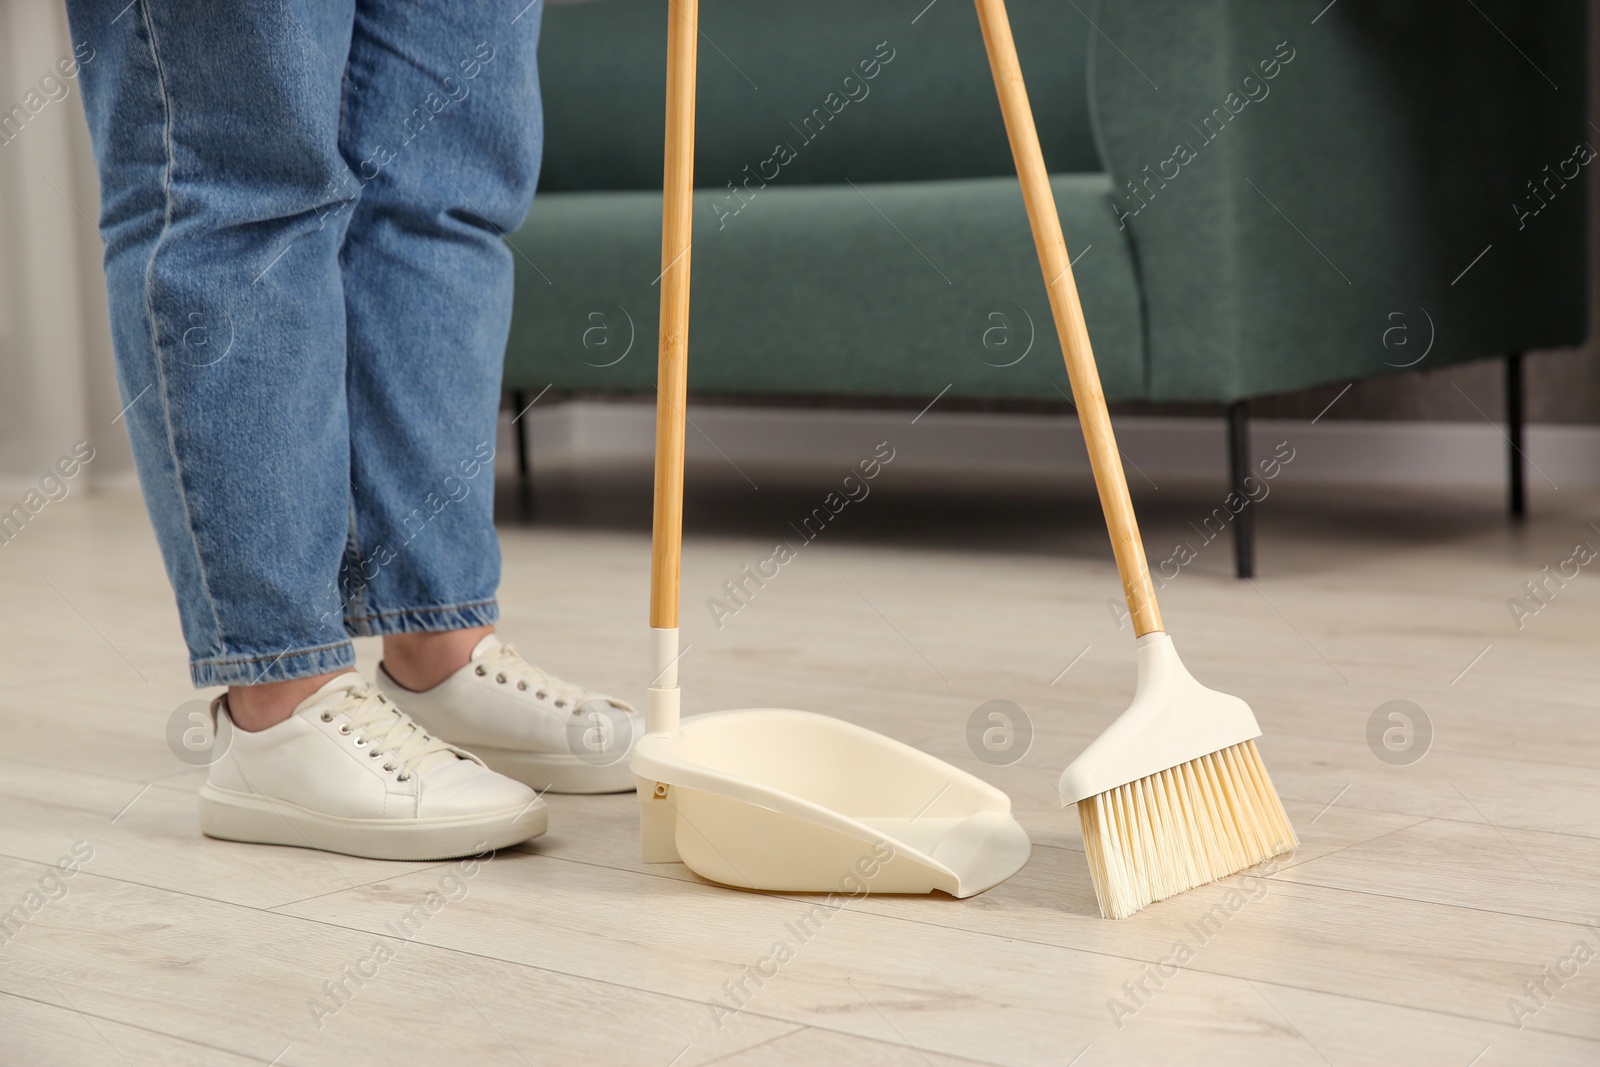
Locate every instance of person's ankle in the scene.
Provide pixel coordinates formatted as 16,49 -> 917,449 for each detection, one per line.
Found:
382,625 -> 494,693
228,671 -> 348,732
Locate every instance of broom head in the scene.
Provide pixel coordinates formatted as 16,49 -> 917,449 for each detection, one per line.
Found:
1060,633 -> 1297,919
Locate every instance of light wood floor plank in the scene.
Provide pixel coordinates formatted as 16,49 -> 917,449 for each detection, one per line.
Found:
275,840 -> 1600,1059
0,759 -> 437,910
4,482 -> 1597,1065
0,991 -> 265,1067
0,856 -> 796,1067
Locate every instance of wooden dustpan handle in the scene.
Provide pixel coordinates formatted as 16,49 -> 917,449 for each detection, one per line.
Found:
974,0 -> 1163,636
650,0 -> 699,631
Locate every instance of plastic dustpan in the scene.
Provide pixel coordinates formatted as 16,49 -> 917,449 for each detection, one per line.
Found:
628,0 -> 1030,898
633,708 -> 1030,897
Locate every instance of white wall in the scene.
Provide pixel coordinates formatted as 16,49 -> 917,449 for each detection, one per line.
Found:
0,2 -> 130,492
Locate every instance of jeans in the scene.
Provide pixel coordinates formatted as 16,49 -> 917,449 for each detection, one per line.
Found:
66,0 -> 543,687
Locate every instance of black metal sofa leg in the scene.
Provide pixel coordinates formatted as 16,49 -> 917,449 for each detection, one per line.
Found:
510,389 -> 534,521
1228,400 -> 1255,580
1506,352 -> 1526,518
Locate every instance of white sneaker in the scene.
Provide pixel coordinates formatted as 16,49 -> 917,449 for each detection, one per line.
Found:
198,673 -> 547,861
376,634 -> 642,795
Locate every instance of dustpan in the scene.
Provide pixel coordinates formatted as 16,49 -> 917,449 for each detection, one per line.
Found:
629,0 -> 1030,898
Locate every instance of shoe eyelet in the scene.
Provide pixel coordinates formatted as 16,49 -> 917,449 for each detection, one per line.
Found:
353,737 -> 367,748
517,681 -> 528,691
536,691 -> 546,700
496,673 -> 507,684
383,764 -> 396,772
338,724 -> 351,734
554,700 -> 567,709
397,772 -> 410,782
475,665 -> 487,676
320,712 -> 333,722
368,749 -> 382,758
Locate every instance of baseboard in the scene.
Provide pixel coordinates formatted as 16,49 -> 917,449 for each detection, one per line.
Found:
494,400 -> 1600,488
7,402 -> 1585,500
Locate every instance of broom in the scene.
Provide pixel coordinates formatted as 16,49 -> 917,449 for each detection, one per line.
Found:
972,0 -> 1298,918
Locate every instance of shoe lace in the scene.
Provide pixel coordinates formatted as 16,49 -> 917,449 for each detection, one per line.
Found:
474,643 -> 615,713
325,685 -> 458,779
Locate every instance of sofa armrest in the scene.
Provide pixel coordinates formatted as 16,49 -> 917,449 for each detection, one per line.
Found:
1090,0 -> 1587,401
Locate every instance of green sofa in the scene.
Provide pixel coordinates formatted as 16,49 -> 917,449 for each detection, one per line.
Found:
504,0 -> 1587,573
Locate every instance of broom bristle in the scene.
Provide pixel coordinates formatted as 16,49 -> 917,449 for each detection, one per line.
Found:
1078,740 -> 1297,919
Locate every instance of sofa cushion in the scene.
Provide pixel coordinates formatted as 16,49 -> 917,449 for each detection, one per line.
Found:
505,172 -> 1144,400
1091,0 -> 1588,401
537,0 -> 1100,193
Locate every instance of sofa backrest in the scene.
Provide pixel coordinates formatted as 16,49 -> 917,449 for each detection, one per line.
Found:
537,0 -> 1099,192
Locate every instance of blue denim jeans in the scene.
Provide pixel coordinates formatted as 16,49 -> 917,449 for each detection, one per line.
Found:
67,1 -> 543,687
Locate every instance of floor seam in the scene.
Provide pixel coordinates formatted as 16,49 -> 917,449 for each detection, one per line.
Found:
0,987 -> 275,1065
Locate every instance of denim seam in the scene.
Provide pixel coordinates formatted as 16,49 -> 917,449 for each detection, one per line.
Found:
337,39 -> 356,171
335,56 -> 363,629
333,30 -> 365,234
193,638 -> 354,670
343,596 -> 497,626
137,1 -> 229,660
341,500 -> 369,626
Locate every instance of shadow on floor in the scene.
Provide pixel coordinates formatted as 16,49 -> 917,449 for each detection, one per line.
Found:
492,461 -> 1515,579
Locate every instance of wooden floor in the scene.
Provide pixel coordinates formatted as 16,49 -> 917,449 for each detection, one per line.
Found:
2,462 -> 1597,1066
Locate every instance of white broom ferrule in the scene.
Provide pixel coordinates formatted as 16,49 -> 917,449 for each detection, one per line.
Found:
647,626 -> 681,735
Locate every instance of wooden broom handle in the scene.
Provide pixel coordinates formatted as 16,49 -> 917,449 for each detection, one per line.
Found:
650,0 -> 699,630
974,0 -> 1163,636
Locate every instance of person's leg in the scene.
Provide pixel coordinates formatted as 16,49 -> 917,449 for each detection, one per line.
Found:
333,2 -> 542,669
336,2 -> 640,793
69,0 -> 546,858
383,625 -> 494,692
69,0 -> 360,715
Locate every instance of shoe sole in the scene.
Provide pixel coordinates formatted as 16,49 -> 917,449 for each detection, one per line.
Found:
466,746 -> 637,794
197,784 -> 548,861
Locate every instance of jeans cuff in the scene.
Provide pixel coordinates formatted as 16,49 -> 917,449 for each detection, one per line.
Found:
190,640 -> 356,688
343,597 -> 499,638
